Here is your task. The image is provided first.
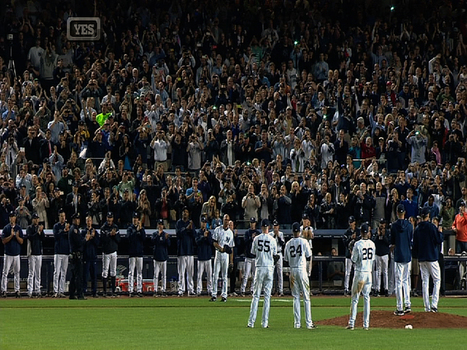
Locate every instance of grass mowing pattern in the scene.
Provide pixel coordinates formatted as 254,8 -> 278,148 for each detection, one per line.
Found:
1,296 -> 466,350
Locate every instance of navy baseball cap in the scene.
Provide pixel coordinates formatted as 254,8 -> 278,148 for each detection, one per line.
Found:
302,213 -> 310,220
360,223 -> 370,234
133,212 -> 139,218
261,219 -> 269,227
72,212 -> 81,220
397,204 -> 406,213
9,211 -> 16,217
379,218 -> 386,224
201,216 -> 208,223
107,212 -> 114,218
292,222 -> 300,233
157,219 -> 164,225
250,217 -> 257,223
421,207 -> 431,217
273,219 -> 279,226
32,213 -> 39,219
459,200 -> 466,208
348,216 -> 356,223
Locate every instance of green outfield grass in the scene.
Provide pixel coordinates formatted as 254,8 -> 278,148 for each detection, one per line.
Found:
1,296 -> 466,350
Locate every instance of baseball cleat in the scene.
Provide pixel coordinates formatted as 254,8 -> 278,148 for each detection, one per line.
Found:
247,324 -> 254,328
404,306 -> 411,313
431,307 -> 438,313
307,325 -> 317,330
363,327 -> 369,330
345,325 -> 354,330
294,325 -> 301,329
394,310 -> 405,316
52,293 -> 58,298
221,297 -> 227,302
137,292 -> 143,297
209,296 -> 217,302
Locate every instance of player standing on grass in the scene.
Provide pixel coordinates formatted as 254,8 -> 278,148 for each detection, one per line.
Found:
153,219 -> 170,296
247,219 -> 278,328
101,212 -> 121,297
27,213 -> 44,298
196,216 -> 213,296
240,217 -> 259,296
53,209 -> 70,298
127,212 -> 146,297
284,222 -> 315,329
346,223 -> 375,330
211,214 -> 234,302
343,216 -> 358,296
391,204 -> 413,316
271,220 -> 285,296
412,207 -> 443,312
1,212 -> 23,298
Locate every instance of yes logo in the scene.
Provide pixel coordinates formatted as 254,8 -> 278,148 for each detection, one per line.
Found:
67,17 -> 101,41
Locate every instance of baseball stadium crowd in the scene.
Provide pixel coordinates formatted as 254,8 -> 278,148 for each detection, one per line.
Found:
1,0 -> 467,300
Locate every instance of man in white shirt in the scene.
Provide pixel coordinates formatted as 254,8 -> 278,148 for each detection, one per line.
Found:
150,131 -> 168,171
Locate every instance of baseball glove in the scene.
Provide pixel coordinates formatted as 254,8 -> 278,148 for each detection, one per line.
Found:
223,245 -> 232,254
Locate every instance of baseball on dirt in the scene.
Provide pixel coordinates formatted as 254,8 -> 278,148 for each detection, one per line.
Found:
405,325 -> 413,329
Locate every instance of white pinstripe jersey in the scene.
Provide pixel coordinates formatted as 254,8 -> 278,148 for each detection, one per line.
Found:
251,233 -> 277,267
351,238 -> 376,273
284,237 -> 312,270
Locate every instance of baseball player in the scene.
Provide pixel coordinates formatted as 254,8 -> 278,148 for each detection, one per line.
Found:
1,212 -> 24,298
346,223 -> 376,330
373,218 -> 390,296
101,212 -> 121,297
300,214 -> 314,279
26,213 -> 44,298
247,219 -> 277,328
343,216 -> 359,296
82,214 -> 99,298
240,217 -> 260,296
413,207 -> 443,312
127,212 -> 146,297
391,204 -> 413,316
195,216 -> 213,296
211,214 -> 234,302
284,222 -> 315,329
53,209 -> 70,298
270,220 -> 285,296
68,213 -> 86,300
153,219 -> 170,296
176,207 -> 196,296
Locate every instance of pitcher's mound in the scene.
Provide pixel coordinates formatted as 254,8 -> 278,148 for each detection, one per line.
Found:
318,310 -> 467,328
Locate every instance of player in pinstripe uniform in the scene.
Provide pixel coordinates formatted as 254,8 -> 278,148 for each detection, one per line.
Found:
247,219 -> 278,328
271,220 -> 285,296
153,219 -> 170,296
346,223 -> 376,330
211,214 -> 235,302
26,213 -> 44,297
391,204 -> 413,316
284,222 -> 315,329
343,216 -> 359,296
240,217 -> 259,296
413,207 -> 443,312
1,212 -> 24,298
195,216 -> 213,296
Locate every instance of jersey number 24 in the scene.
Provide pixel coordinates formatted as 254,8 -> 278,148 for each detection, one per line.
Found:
289,245 -> 302,257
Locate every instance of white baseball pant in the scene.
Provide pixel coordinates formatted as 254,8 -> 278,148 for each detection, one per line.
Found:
274,253 -> 283,294
375,254 -> 389,292
153,260 -> 167,292
197,259 -> 212,295
177,255 -> 194,294
248,266 -> 274,328
241,257 -> 255,293
290,267 -> 313,328
388,251 -> 395,295
349,271 -> 372,328
28,255 -> 42,295
128,257 -> 143,293
212,252 -> 229,298
395,261 -> 411,311
53,254 -> 69,293
344,258 -> 354,291
420,261 -> 441,311
1,255 -> 20,292
102,252 -> 117,278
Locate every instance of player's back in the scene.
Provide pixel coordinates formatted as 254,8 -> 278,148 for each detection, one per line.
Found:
284,237 -> 311,269
252,233 -> 277,267
352,239 -> 375,272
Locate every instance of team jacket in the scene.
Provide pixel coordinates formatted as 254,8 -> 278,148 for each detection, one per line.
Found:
26,224 -> 43,255
69,224 -> 84,254
373,228 -> 390,256
81,226 -> 100,261
244,228 -> 260,258
152,230 -> 170,261
176,219 -> 195,256
53,222 -> 70,255
342,227 -> 359,259
127,224 -> 146,257
390,219 -> 413,263
100,222 -> 120,254
2,224 -> 23,256
195,228 -> 213,261
413,221 -> 443,262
